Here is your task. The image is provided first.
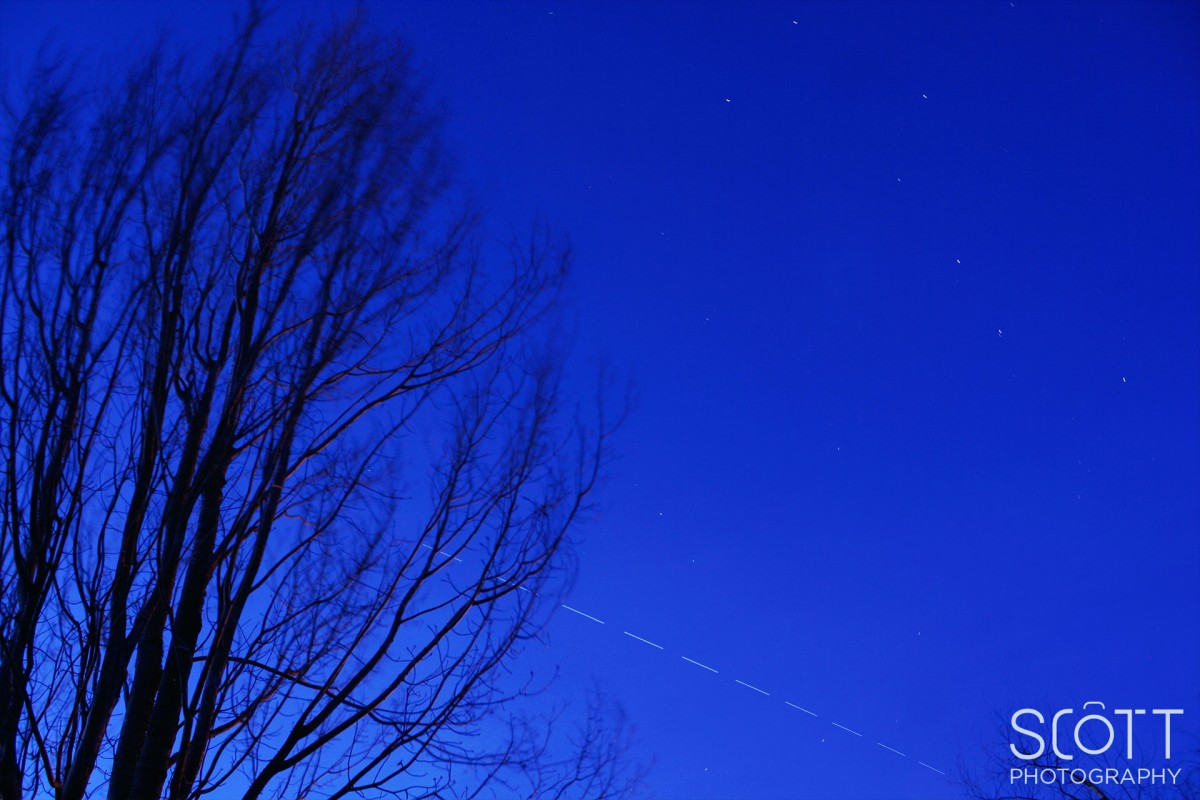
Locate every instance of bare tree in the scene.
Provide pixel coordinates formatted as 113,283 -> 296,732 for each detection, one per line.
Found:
0,6 -> 637,799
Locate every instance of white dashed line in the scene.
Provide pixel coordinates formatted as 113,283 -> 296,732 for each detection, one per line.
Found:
418,543 -> 462,562
431,551 -> 950,783
561,605 -> 604,624
623,631 -> 664,650
734,679 -> 769,696
681,656 -> 718,673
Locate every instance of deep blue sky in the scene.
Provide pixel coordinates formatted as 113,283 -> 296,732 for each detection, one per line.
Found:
3,2 -> 1198,799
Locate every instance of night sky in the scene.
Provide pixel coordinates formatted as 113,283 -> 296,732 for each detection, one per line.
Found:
3,2 -> 1198,799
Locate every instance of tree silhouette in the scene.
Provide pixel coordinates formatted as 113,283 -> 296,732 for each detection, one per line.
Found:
0,7 -> 635,799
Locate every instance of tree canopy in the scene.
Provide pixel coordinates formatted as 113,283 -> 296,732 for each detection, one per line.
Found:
0,6 -> 635,798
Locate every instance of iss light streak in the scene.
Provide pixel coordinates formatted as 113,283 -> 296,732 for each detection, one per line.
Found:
557,594 -> 952,780
459,551 -> 951,782
623,631 -> 665,650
